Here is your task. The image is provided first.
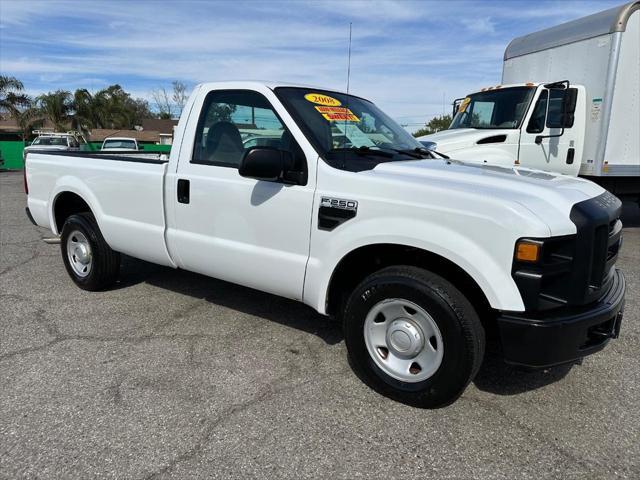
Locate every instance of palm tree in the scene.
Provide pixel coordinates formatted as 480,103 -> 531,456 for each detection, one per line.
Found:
72,88 -> 99,134
36,90 -> 72,132
0,75 -> 30,116
15,107 -> 44,143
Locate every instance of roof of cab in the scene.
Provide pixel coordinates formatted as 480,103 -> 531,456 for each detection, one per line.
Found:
467,83 -> 542,95
195,80 -> 349,96
504,1 -> 640,60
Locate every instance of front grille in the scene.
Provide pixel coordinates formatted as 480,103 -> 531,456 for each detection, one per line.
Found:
512,191 -> 622,312
569,192 -> 622,306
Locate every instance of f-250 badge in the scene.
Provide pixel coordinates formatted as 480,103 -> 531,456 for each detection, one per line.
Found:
320,197 -> 358,211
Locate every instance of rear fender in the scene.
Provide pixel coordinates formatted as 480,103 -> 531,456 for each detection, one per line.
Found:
49,176 -> 103,235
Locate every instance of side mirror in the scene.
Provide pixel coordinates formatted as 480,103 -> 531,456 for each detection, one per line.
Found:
560,89 -> 577,128
546,88 -> 577,129
239,147 -> 291,182
420,141 -> 437,151
536,82 -> 577,144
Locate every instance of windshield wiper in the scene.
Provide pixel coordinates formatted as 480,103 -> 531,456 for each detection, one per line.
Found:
416,147 -> 450,159
388,147 -> 450,160
330,146 -> 395,158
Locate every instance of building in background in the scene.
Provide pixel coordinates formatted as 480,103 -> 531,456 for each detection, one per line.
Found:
0,116 -> 176,170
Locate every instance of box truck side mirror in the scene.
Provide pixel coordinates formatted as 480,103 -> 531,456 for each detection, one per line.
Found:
535,83 -> 578,144
546,88 -> 578,129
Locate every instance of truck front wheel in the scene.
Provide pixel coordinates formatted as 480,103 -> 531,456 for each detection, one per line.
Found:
60,213 -> 120,291
343,266 -> 485,408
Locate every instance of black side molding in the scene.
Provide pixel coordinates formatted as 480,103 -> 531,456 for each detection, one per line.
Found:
318,206 -> 356,231
318,197 -> 358,231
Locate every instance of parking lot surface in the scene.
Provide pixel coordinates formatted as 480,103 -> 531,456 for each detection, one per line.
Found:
1,171 -> 639,479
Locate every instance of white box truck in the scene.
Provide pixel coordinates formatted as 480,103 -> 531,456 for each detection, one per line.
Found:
419,1 -> 639,200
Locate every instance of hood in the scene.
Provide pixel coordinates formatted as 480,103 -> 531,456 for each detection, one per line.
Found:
371,159 -> 605,236
418,128 -> 516,152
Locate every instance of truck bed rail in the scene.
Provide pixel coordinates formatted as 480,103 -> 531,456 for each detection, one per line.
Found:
28,150 -> 169,165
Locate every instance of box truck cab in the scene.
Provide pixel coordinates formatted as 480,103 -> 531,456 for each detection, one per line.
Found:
419,1 -> 640,199
424,82 -> 586,177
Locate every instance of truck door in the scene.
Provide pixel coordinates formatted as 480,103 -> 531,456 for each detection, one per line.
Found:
167,89 -> 314,301
518,87 -> 583,176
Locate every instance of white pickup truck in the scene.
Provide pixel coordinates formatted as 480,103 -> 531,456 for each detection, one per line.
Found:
101,137 -> 140,151
25,81 -> 625,407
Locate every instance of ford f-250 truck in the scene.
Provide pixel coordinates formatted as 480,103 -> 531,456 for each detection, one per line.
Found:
25,81 -> 626,408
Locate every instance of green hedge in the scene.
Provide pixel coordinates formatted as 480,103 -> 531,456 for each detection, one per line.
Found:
0,141 -> 26,170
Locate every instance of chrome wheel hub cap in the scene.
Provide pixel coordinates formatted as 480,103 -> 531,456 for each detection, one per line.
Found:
364,299 -> 444,383
386,319 -> 424,358
66,230 -> 92,278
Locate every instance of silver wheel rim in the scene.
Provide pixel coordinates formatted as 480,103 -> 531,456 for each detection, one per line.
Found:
66,230 -> 92,278
364,298 -> 444,383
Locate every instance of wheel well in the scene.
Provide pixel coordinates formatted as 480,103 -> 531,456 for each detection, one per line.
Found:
326,244 -> 492,320
54,192 -> 92,233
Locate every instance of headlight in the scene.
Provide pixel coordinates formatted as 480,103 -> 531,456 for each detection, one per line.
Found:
515,239 -> 542,263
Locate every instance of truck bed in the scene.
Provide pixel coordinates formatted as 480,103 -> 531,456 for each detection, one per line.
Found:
26,151 -> 175,268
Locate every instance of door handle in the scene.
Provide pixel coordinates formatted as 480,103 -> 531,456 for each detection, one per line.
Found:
566,147 -> 575,165
177,179 -> 190,204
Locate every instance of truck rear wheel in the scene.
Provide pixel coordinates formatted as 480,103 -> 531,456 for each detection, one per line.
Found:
343,266 -> 485,408
60,213 -> 120,291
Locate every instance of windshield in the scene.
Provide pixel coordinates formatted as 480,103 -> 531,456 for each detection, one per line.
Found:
275,87 -> 424,169
103,139 -> 137,149
450,87 -> 535,130
32,136 -> 68,146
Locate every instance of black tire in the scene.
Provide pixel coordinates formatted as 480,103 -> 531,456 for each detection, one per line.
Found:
343,265 -> 485,408
60,213 -> 120,291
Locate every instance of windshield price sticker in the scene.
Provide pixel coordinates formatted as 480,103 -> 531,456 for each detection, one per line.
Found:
458,97 -> 471,113
315,106 -> 360,122
304,93 -> 342,106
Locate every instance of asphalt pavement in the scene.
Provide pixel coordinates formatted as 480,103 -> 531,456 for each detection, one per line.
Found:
1,171 -> 639,479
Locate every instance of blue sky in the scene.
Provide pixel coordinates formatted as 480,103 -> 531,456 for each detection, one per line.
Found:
0,0 -> 620,131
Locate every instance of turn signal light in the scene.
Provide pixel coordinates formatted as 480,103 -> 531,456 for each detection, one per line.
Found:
515,241 -> 541,262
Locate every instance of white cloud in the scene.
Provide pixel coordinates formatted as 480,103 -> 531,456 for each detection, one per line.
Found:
0,0 -> 620,127
461,17 -> 496,35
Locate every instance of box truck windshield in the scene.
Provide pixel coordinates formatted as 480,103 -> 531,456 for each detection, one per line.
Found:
450,87 -> 535,130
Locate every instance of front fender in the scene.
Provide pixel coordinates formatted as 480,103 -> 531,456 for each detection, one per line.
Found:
304,216 -> 529,315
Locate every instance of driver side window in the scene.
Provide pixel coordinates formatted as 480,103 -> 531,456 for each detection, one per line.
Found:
192,90 -> 304,170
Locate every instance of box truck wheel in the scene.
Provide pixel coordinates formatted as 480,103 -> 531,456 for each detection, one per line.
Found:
343,266 -> 485,408
60,213 -> 120,291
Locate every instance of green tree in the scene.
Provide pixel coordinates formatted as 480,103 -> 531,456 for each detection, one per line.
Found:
36,90 -> 73,131
15,106 -> 44,142
71,85 -> 154,131
72,88 -> 99,134
0,75 -> 30,116
412,114 -> 452,137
